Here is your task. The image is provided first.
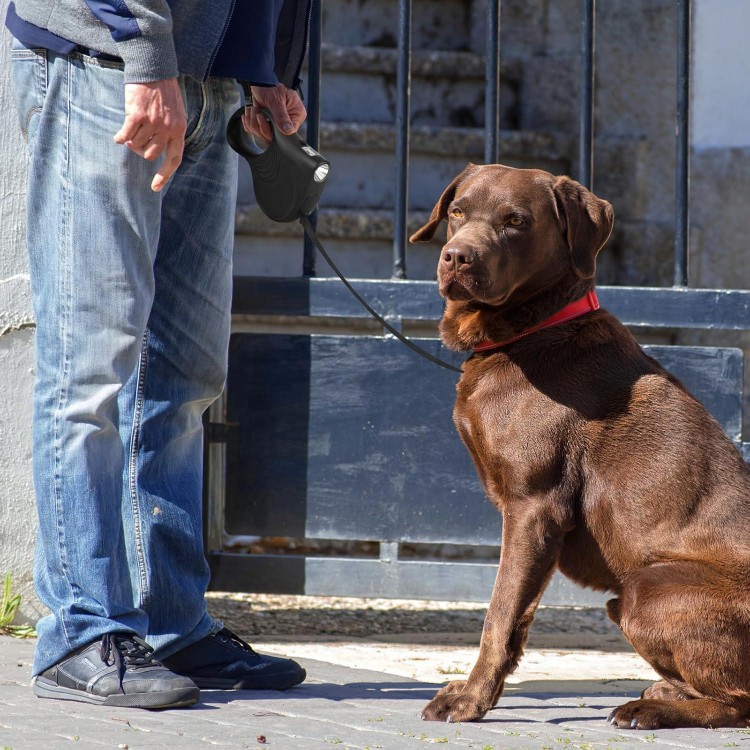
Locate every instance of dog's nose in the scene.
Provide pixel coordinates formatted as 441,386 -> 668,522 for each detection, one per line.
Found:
442,246 -> 476,269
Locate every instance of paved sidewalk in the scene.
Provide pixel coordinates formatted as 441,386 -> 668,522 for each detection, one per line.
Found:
2,636 -> 750,749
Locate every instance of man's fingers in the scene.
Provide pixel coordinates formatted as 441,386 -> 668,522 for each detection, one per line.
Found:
151,136 -> 183,192
142,134 -> 167,161
289,106 -> 307,132
249,83 -> 308,137
256,113 -> 273,141
122,132 -> 163,159
127,123 -> 157,150
286,95 -> 307,132
245,104 -> 296,140
250,108 -> 273,141
267,101 -> 294,133
241,110 -> 269,146
113,79 -> 187,190
114,116 -> 143,145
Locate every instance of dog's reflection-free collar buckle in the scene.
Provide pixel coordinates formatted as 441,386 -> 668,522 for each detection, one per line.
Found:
473,289 -> 600,354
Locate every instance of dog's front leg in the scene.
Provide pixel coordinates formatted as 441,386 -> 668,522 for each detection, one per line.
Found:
422,502 -> 568,723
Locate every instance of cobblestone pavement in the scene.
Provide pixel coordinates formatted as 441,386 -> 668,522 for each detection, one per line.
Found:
2,633 -> 750,750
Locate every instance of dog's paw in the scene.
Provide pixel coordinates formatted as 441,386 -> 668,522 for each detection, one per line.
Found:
433,680 -> 467,699
609,697 -> 749,729
421,689 -> 489,723
608,699 -> 674,730
641,680 -> 690,701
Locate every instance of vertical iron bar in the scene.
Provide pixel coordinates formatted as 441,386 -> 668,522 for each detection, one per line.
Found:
579,0 -> 595,190
393,0 -> 412,280
484,0 -> 500,165
674,0 -> 691,287
303,0 -> 323,277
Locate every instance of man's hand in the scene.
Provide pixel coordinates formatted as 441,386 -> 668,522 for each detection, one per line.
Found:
114,79 -> 187,192
243,84 -> 307,142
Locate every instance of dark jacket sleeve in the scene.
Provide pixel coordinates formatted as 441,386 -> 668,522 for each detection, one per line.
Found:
274,0 -> 311,89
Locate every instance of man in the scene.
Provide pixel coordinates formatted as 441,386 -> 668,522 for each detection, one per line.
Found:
7,0 -> 310,709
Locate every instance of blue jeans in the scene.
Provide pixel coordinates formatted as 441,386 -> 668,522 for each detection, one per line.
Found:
10,43 -> 240,675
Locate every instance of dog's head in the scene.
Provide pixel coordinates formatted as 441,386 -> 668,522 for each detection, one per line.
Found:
410,164 -> 614,307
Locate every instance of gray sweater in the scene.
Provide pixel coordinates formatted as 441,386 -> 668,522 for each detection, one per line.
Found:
11,0 -> 311,86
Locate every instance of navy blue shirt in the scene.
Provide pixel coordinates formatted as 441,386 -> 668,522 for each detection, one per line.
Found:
210,1 -> 284,83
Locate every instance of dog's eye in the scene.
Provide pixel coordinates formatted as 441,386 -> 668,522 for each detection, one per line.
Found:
450,208 -> 464,219
508,217 -> 524,227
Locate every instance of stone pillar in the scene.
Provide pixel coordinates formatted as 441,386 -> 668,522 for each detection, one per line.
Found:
690,0 -> 750,289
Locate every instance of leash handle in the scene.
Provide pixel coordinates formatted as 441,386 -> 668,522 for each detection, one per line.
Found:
299,217 -> 463,375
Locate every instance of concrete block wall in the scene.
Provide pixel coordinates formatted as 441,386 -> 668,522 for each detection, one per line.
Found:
0,0 -> 41,622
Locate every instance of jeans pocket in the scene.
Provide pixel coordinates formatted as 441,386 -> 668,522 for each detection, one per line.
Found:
70,50 -> 125,72
10,47 -> 47,142
183,79 -> 211,155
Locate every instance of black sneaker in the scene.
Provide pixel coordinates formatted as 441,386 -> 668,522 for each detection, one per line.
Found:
162,626 -> 306,690
33,633 -> 200,709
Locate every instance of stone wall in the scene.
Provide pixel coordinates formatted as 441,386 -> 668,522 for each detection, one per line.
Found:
0,0 -> 41,620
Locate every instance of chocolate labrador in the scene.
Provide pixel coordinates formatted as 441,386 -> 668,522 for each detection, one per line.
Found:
409,164 -> 750,729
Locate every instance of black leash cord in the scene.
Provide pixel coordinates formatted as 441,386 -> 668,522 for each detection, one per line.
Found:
299,216 -> 463,375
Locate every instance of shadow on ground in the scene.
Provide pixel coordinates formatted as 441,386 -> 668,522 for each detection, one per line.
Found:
188,677 -> 651,709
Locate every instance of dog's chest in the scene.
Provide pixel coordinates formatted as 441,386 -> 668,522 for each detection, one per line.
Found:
454,367 -> 574,504
456,362 -> 569,442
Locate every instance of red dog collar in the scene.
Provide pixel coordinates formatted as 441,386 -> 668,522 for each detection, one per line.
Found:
473,289 -> 600,354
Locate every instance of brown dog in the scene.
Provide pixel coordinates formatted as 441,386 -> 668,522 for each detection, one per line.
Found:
410,164 -> 750,729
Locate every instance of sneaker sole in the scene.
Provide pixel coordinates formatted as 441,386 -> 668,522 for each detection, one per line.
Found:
33,677 -> 200,709
190,667 -> 306,691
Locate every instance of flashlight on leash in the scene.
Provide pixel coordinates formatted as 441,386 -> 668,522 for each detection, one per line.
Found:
226,106 -> 330,223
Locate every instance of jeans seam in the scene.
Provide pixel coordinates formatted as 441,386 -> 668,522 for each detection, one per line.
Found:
22,107 -> 42,140
10,49 -> 40,60
20,50 -> 47,141
53,52 -> 74,651
128,329 -> 151,610
36,49 -> 48,126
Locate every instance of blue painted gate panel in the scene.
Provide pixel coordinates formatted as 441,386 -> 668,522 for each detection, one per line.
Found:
225,334 -> 743,546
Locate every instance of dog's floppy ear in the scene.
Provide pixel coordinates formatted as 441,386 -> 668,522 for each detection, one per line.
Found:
553,176 -> 614,279
410,164 -> 481,243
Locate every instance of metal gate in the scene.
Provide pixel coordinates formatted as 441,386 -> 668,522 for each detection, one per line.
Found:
204,0 -> 750,604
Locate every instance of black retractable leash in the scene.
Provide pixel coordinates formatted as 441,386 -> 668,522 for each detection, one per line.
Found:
226,106 -> 462,375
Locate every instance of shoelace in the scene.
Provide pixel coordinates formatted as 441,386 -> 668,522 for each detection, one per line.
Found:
217,627 -> 257,654
100,634 -> 156,678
